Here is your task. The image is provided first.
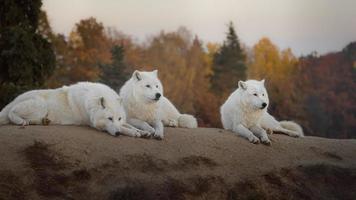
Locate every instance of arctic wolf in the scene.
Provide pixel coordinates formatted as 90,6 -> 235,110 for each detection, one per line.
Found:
220,79 -> 304,144
119,70 -> 197,139
0,82 -> 150,137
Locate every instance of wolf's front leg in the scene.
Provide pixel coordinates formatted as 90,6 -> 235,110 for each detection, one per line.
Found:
121,123 -> 152,138
232,123 -> 260,144
118,123 -> 149,138
250,125 -> 271,145
127,118 -> 155,134
152,120 -> 164,140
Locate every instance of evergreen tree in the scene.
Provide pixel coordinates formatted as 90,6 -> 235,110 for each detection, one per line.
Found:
211,22 -> 246,96
99,45 -> 129,92
0,0 -> 56,108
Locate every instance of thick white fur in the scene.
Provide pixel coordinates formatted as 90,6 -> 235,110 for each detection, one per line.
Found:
220,80 -> 303,144
260,114 -> 304,137
120,70 -> 198,139
280,121 -> 304,136
160,97 -> 198,128
0,82 -> 150,137
120,70 -> 165,139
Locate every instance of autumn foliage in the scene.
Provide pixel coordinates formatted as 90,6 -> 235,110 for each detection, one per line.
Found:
1,7 -> 355,138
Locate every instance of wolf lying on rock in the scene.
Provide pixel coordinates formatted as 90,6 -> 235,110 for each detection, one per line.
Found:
119,70 -> 197,140
0,82 -> 150,137
220,79 -> 304,145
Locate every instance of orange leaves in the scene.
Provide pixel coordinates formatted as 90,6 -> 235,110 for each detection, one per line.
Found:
48,17 -> 112,85
247,37 -> 305,125
42,15 -> 355,136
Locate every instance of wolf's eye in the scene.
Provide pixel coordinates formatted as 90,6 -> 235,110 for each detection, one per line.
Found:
146,85 -> 151,88
156,85 -> 158,88
118,117 -> 122,121
108,117 -> 113,121
262,94 -> 265,96
253,93 -> 258,96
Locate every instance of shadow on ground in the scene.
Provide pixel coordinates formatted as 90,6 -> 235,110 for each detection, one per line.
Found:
1,140 -> 355,200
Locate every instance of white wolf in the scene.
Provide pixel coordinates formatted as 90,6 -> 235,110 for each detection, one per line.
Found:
0,82 -> 150,137
119,70 -> 197,139
220,79 -> 304,144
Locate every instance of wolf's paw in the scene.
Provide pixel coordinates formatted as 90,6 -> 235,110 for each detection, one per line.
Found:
132,131 -> 142,137
289,132 -> 301,138
41,117 -> 51,125
19,120 -> 29,128
266,129 -> 274,134
153,131 -> 164,140
146,126 -> 156,134
248,135 -> 260,144
107,131 -> 117,137
167,120 -> 178,127
261,137 -> 271,146
153,134 -> 163,140
138,130 -> 152,138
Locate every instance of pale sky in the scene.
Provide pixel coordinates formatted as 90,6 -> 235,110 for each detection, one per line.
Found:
43,0 -> 356,56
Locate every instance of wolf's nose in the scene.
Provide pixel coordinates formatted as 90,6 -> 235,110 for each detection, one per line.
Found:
261,103 -> 267,109
155,93 -> 161,99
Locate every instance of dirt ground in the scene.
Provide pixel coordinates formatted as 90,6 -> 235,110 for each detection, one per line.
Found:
0,125 -> 355,200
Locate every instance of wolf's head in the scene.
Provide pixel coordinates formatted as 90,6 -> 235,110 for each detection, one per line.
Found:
90,96 -> 127,136
131,70 -> 163,103
238,79 -> 269,111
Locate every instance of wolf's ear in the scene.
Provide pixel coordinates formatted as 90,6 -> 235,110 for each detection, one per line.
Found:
117,96 -> 123,104
99,97 -> 106,109
152,70 -> 158,77
133,70 -> 142,81
261,79 -> 265,85
238,81 -> 247,90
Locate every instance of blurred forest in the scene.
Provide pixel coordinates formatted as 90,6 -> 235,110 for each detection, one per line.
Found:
1,1 -> 355,138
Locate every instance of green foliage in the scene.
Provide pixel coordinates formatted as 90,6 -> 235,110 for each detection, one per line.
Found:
1,6 -> 355,139
0,0 -> 42,30
211,22 -> 247,96
343,42 -> 356,61
37,10 -> 55,41
99,45 -> 129,92
0,0 -> 55,109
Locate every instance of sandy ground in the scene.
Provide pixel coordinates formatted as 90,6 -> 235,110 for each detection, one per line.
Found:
0,125 -> 356,199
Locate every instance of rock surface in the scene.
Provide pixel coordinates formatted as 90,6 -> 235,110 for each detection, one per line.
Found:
0,125 -> 355,199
